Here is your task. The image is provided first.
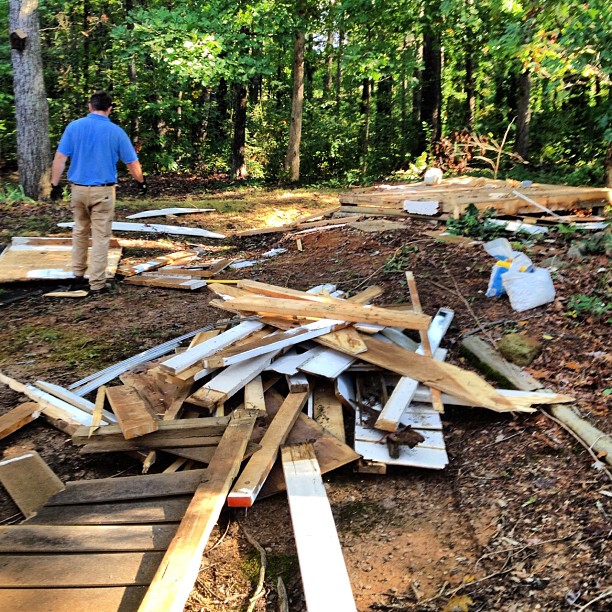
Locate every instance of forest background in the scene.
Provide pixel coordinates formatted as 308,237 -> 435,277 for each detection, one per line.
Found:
1,0 -> 611,192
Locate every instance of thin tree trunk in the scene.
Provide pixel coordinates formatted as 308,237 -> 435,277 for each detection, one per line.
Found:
285,29 -> 305,182
514,71 -> 531,159
335,28 -> 344,112
9,0 -> 51,199
231,84 -> 248,179
465,48 -> 475,132
420,25 -> 442,149
324,29 -> 333,96
360,77 -> 371,176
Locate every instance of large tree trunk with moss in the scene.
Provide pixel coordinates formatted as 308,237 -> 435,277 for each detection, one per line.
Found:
9,0 -> 51,200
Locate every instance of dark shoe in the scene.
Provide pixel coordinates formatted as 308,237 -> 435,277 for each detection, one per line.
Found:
70,275 -> 88,289
88,285 -> 110,295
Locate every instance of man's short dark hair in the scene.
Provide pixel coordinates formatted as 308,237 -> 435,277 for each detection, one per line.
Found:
90,91 -> 113,111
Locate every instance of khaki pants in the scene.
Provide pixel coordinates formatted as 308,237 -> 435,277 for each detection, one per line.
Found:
70,184 -> 115,290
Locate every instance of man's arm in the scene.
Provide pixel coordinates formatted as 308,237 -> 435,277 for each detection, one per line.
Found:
126,160 -> 144,183
51,152 -> 68,186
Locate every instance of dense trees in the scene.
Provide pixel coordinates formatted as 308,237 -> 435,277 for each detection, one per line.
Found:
1,0 -> 610,187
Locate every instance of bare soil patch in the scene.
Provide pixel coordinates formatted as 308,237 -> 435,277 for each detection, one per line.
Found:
0,183 -> 610,611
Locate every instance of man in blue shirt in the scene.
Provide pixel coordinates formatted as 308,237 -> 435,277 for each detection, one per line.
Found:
50,91 -> 146,294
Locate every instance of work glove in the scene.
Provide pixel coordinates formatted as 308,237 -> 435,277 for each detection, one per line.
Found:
136,178 -> 148,196
50,183 -> 63,201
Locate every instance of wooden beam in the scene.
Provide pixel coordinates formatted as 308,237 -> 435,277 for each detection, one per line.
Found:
227,392 -> 308,507
281,443 -> 356,612
217,295 -> 431,330
105,385 -> 159,439
0,524 -> 177,553
244,375 -> 266,413
314,383 -> 345,443
0,402 -> 40,441
137,409 -> 257,612
160,320 -> 264,375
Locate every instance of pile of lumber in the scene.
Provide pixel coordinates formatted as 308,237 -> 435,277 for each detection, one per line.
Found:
339,177 -> 612,217
0,275 -> 578,611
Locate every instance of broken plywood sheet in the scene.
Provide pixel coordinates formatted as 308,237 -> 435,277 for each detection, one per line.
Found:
123,274 -> 206,290
0,237 -> 121,283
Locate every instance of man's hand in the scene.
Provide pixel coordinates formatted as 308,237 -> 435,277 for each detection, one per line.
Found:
137,178 -> 148,196
50,184 -> 63,201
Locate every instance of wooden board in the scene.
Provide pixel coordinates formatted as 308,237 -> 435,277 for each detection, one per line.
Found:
259,389 -> 360,499
137,410 -> 257,612
106,385 -> 159,439
117,250 -> 198,277
0,587 -> 147,612
0,524 -> 177,553
281,444 -> 356,612
0,552 -> 164,587
0,451 -> 65,518
45,470 -> 207,506
314,383 -> 345,443
123,274 -> 206,290
0,237 -> 121,283
25,496 -> 191,526
0,402 -> 40,440
219,295 -> 431,330
227,392 -> 308,507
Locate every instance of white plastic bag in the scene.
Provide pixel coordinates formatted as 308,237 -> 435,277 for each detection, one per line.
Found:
502,267 -> 556,312
484,238 -> 532,297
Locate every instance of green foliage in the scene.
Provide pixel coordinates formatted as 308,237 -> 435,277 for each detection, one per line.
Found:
0,184 -> 36,204
383,245 -> 419,272
565,294 -> 611,319
445,204 -> 505,240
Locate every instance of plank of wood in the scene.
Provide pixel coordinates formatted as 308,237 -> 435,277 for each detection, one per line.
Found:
286,372 -> 310,393
202,320 -> 344,368
44,289 -> 89,298
126,208 -> 211,219
314,383 -> 345,443
188,351 -> 280,409
355,425 -> 445,450
160,320 -> 264,375
0,402 -> 40,441
350,335 -> 521,412
0,524 -> 177,553
77,434 -> 222,453
0,552 -> 164,587
0,587 -> 147,612
72,416 -> 229,445
259,389 -> 360,499
123,274 -> 206,290
117,249 -> 198,276
266,349 -> 310,375
25,496 -> 191,525
221,295 -> 431,330
227,392 -> 308,507
297,347 -> 355,379
58,220 -> 226,239
106,385 -> 159,439
0,451 -> 65,518
137,409 -> 257,612
238,279 -> 348,304
45,470 -> 207,506
346,285 -> 384,304
281,443 -> 356,612
244,375 -> 266,413
354,437 -> 449,469
120,371 -> 171,418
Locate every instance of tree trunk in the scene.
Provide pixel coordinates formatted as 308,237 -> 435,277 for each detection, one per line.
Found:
284,29 -> 305,182
9,0 -> 51,200
465,47 -> 475,132
420,25 -> 442,150
360,77 -> 371,176
605,142 -> 612,188
231,83 -> 248,180
335,28 -> 344,112
324,29 -> 333,96
514,70 -> 531,159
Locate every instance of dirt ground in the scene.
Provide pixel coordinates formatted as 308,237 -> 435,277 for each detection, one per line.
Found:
0,179 -> 610,611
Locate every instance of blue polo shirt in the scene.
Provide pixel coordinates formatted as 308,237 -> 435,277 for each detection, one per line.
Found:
57,113 -> 138,185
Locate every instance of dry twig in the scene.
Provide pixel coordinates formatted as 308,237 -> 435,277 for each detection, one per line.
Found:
240,522 -> 268,612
